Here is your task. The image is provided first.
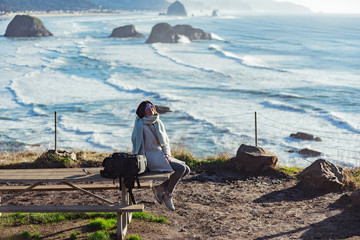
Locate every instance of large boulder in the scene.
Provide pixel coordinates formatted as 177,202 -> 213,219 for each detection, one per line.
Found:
167,1 -> 187,16
299,159 -> 345,191
145,23 -> 179,44
109,24 -> 145,38
232,144 -> 278,172
173,24 -> 211,41
4,15 -> 53,37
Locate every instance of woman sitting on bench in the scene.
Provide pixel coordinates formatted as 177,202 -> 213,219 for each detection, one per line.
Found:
131,100 -> 190,211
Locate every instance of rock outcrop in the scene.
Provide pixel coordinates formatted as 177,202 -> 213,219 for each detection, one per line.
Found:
4,15 -> 53,37
299,159 -> 346,191
173,24 -> 211,41
146,23 -> 179,43
34,150 -> 76,168
298,148 -> 322,157
109,24 -> 145,38
146,23 -> 211,44
167,1 -> 187,16
231,144 -> 278,172
290,132 -> 322,141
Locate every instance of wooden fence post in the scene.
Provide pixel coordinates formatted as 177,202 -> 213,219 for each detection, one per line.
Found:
255,111 -> 258,147
55,111 -> 57,153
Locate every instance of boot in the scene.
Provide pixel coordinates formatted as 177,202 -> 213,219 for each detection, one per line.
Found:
163,192 -> 175,211
152,184 -> 165,204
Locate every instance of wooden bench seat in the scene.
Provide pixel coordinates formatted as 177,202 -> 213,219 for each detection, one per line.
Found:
0,181 -> 152,192
0,204 -> 144,213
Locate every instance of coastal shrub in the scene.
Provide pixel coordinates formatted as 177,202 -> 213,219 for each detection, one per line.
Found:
277,166 -> 303,179
172,143 -> 233,169
171,143 -> 198,167
34,152 -> 75,168
203,152 -> 232,168
343,168 -> 360,190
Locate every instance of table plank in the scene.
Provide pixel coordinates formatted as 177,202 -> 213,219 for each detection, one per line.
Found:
0,182 -> 152,192
0,204 -> 144,213
0,168 -> 171,183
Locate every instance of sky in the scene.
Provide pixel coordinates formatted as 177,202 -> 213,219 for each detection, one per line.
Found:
276,0 -> 360,13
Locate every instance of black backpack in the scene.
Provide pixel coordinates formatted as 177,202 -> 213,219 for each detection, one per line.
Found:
100,152 -> 147,203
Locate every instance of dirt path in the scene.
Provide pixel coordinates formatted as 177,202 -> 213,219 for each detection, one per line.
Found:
1,169 -> 360,240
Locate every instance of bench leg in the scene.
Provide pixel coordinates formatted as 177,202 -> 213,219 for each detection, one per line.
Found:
117,212 -> 125,240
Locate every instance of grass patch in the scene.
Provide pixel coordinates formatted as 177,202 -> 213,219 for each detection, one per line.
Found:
11,231 -> 42,240
277,166 -> 303,179
87,230 -> 109,240
87,218 -> 116,231
69,231 -> 82,240
344,167 -> 360,190
126,235 -> 142,240
1,211 -> 167,227
0,212 -> 117,226
132,212 -> 168,223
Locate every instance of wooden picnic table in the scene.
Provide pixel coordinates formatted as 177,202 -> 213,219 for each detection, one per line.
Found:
0,167 -> 171,240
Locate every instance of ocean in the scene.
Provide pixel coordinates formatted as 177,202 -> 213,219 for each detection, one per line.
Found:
0,12 -> 359,167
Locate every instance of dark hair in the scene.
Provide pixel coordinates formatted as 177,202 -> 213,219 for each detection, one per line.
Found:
136,100 -> 157,118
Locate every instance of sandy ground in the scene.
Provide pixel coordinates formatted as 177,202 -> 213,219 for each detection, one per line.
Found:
1,168 -> 360,240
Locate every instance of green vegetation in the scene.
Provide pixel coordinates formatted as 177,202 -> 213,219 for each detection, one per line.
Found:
69,231 -> 82,240
87,218 -> 117,231
277,166 -> 303,179
15,231 -> 42,240
132,212 -> 168,223
1,211 -> 167,227
1,212 -> 116,226
125,235 -> 142,240
20,232 -> 32,239
1,212 -> 166,240
87,231 -> 109,240
172,143 -> 232,169
344,168 -> 360,190
34,152 -> 75,168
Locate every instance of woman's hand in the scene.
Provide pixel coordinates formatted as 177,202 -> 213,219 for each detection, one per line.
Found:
165,154 -> 172,162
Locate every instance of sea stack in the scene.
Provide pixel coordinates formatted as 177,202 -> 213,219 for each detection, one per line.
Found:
4,15 -> 53,37
167,1 -> 187,16
145,23 -> 179,44
146,23 -> 211,44
173,24 -> 211,41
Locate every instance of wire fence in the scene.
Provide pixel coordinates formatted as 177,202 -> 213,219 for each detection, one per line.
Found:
1,111 -> 359,167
